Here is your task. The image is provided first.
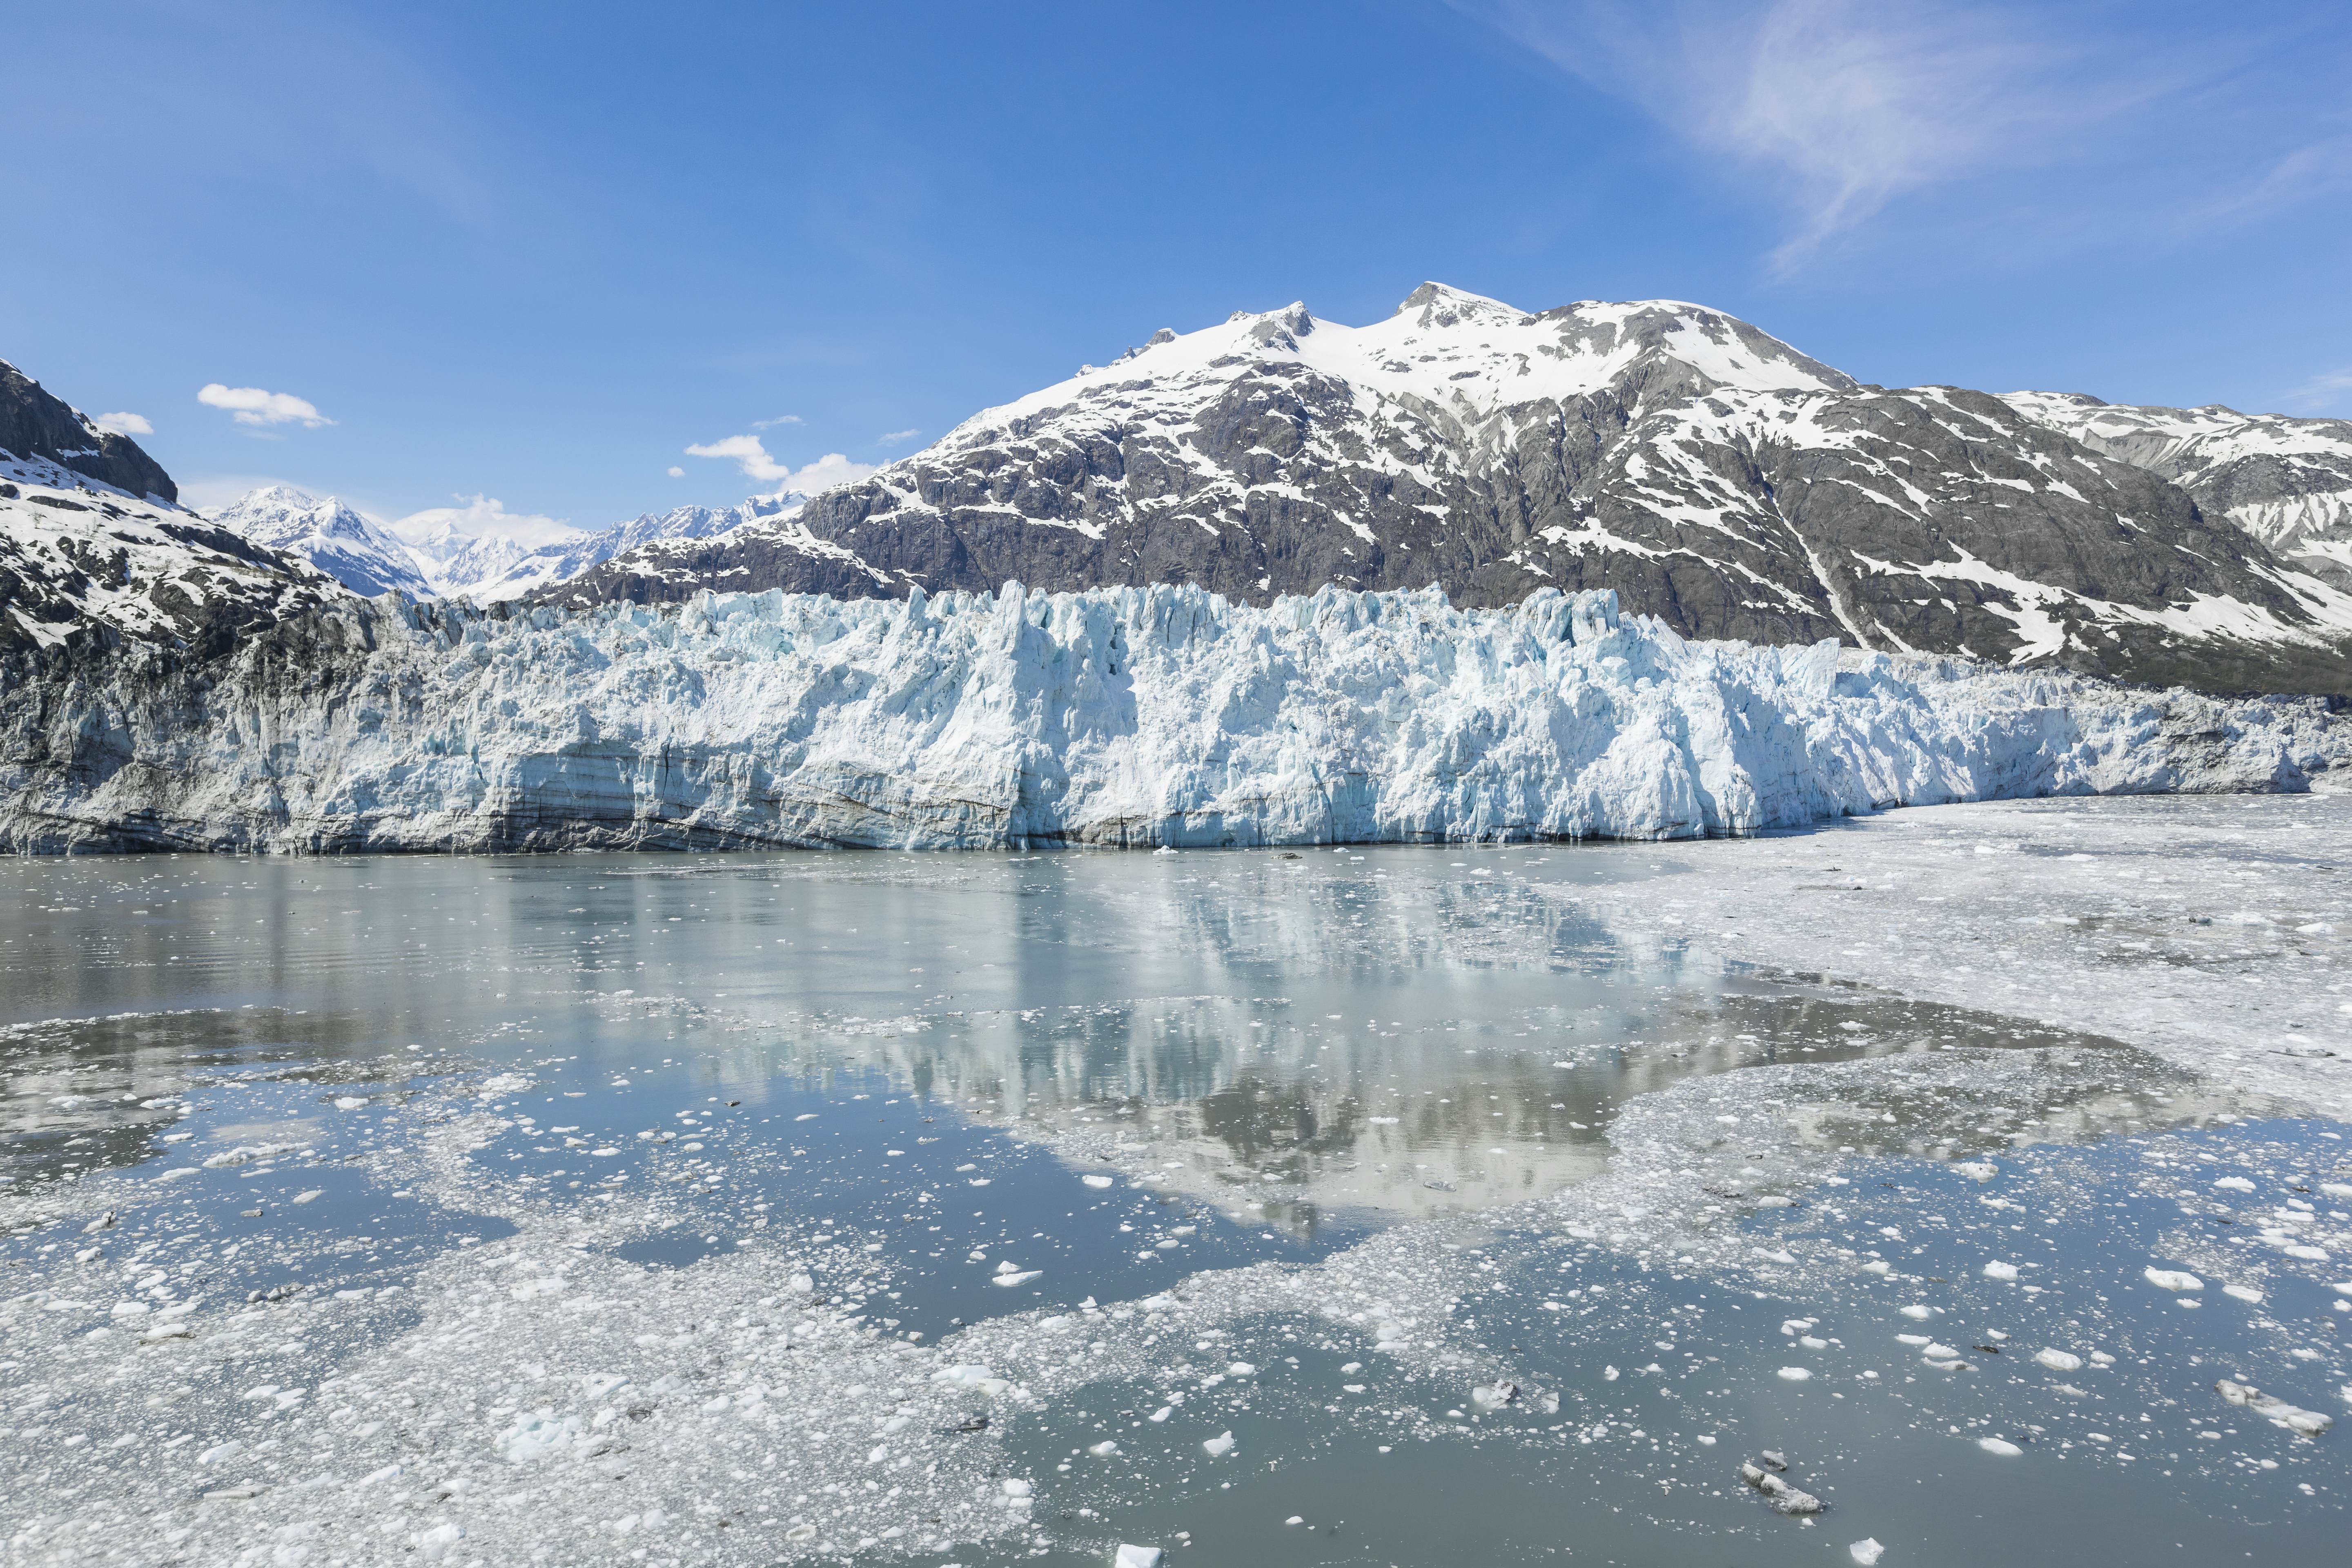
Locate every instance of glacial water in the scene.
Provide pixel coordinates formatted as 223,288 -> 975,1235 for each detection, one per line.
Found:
2,834 -> 2344,1566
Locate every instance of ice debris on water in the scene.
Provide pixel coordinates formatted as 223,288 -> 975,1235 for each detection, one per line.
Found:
1850,1539 -> 1886,1566
1977,1437 -> 2023,1456
2216,1380 -> 2334,1436
2144,1267 -> 2204,1292
2034,1348 -> 2083,1372
494,1412 -> 583,1464
1115,1547 -> 1164,1568
1740,1459 -> 1824,1514
1202,1431 -> 1236,1457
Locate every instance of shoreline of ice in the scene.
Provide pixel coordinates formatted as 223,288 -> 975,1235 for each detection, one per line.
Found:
4,583 -> 2345,855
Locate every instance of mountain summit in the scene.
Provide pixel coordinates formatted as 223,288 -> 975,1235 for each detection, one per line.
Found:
542,285 -> 2352,693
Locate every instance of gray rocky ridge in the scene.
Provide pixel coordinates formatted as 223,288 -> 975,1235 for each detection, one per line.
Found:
543,285 -> 2352,695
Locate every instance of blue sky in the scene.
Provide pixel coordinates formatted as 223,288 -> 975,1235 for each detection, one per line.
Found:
6,0 -> 2349,532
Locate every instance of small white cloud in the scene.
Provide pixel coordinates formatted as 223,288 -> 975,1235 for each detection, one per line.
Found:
388,493 -> 578,548
752,414 -> 804,430
92,411 -> 154,437
685,434 -> 876,493
667,465 -> 686,477
877,428 -> 922,446
198,383 -> 334,429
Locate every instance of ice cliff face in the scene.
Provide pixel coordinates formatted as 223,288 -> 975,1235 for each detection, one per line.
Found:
205,485 -> 434,599
543,285 -> 2352,695
4,583 -> 2340,855
2001,391 -> 2352,591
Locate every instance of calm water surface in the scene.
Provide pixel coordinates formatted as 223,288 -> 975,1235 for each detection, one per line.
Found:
2,844 -> 2343,1566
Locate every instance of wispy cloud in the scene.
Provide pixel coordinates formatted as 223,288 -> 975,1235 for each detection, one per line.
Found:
752,414 -> 804,430
684,434 -> 876,494
388,494 -> 577,548
92,411 -> 153,437
2283,368 -> 2352,414
1454,0 -> 2304,267
198,383 -> 334,428
876,428 -> 922,447
667,465 -> 686,477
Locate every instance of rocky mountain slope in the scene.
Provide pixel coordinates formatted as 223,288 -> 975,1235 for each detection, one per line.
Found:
2000,391 -> 2352,590
542,285 -> 2352,694
5,583 -> 2343,854
1,359 -> 176,504
206,484 -> 434,599
1,366 -> 343,654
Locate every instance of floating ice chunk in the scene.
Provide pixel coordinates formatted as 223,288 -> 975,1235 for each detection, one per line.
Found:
583,1373 -> 631,1398
2214,1176 -> 2256,1193
2145,1268 -> 2204,1293
2034,1349 -> 2082,1372
1149,1406 -> 1172,1422
291,1189 -> 324,1204
1471,1381 -> 1517,1407
993,1270 -> 1042,1287
1977,1438 -> 2022,1457
143,1322 -> 194,1341
1850,1539 -> 1885,1566
2223,1284 -> 2263,1304
1083,1174 -> 1114,1188
1089,1441 -> 1120,1457
111,1300 -> 149,1317
1116,1546 -> 1164,1568
1202,1431 -> 1236,1457
1777,1367 -> 1811,1381
333,1097 -> 369,1111
358,1464 -> 402,1487
415,1523 -> 466,1561
1754,1195 -> 1796,1209
1738,1461 -> 1822,1514
1002,1479 -> 1033,1500
2216,1379 -> 2333,1436
2319,1184 -> 2352,1200
1954,1163 -> 1998,1182
1899,1305 -> 1935,1320
1922,1344 -> 1960,1359
494,1411 -> 583,1463
1983,1262 -> 2019,1281
199,1440 -> 244,1464
1227,1361 -> 1258,1378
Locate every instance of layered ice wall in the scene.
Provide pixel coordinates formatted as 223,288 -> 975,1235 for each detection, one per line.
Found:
1,583 -> 2343,854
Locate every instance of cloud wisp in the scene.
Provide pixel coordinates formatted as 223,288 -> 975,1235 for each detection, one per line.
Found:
684,434 -> 876,495
751,414 -> 804,430
198,383 -> 334,429
91,412 -> 154,437
876,428 -> 922,447
1457,0 -> 2331,268
2282,368 -> 2352,416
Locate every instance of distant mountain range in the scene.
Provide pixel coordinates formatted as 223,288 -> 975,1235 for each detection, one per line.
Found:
198,484 -> 809,602
540,283 -> 2352,693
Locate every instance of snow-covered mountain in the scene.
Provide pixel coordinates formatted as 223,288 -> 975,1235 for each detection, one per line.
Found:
543,284 -> 2352,694
2,362 -> 344,653
5,582 -> 2343,853
2000,391 -> 2352,590
461,492 -> 808,601
205,485 -> 434,599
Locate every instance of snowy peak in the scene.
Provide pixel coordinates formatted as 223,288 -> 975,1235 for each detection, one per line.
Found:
546,283 -> 2352,694
207,485 -> 433,599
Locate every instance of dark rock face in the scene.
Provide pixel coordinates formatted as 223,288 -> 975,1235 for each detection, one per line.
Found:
0,359 -> 176,503
543,287 -> 2352,695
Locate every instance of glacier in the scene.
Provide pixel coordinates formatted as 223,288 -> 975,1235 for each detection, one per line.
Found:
2,582 -> 2343,855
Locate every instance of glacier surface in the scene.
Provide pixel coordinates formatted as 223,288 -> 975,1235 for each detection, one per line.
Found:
3,582 -> 2343,854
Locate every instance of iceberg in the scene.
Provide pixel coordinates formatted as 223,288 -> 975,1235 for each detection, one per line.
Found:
2,582 -> 2341,854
